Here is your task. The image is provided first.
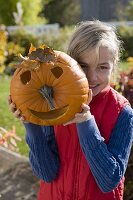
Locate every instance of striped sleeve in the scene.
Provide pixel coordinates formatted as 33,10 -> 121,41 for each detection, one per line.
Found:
24,123 -> 60,182
76,105 -> 133,192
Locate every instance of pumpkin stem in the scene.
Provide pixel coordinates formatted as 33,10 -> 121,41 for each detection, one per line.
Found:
39,85 -> 55,110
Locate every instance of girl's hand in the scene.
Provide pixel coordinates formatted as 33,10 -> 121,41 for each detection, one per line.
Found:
64,89 -> 93,125
8,95 -> 26,122
87,89 -> 93,105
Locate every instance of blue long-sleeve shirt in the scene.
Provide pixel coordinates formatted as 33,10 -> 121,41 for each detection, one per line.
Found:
24,105 -> 133,192
25,125 -> 60,182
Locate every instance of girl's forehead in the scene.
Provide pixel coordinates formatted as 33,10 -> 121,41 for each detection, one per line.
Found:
80,47 -> 114,65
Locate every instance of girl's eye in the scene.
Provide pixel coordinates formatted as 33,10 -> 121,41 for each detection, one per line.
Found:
80,63 -> 87,68
79,63 -> 88,73
99,65 -> 108,70
81,66 -> 88,73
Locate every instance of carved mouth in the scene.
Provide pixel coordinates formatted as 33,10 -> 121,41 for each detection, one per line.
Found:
28,105 -> 69,120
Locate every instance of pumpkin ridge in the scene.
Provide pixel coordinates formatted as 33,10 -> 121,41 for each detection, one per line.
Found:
36,63 -> 55,86
53,97 -> 67,108
29,72 -> 43,88
52,73 -> 87,88
48,65 -> 57,85
13,95 -> 41,109
19,100 -> 47,116
41,63 -> 55,86
10,87 -> 38,93
53,81 -> 88,91
39,63 -> 50,86
41,96 -> 51,111
56,51 -> 72,65
10,92 -> 40,98
34,69 -> 44,85
28,98 -> 46,112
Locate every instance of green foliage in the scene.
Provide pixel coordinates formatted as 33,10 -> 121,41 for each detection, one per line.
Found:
0,0 -> 46,25
8,29 -> 38,55
19,0 -> 46,25
8,26 -> 73,54
125,0 -> 133,21
5,42 -> 25,75
39,26 -> 74,52
1,24 -> 133,75
0,26 -> 8,73
3,29 -> 38,75
42,0 -> 81,26
1,26 -> 73,75
115,0 -> 133,21
0,0 -> 16,25
117,26 -> 133,60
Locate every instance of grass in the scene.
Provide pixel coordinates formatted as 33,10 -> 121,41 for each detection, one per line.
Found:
0,75 -> 29,156
0,61 -> 132,156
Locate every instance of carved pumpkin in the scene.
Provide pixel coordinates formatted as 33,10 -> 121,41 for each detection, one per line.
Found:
10,44 -> 89,125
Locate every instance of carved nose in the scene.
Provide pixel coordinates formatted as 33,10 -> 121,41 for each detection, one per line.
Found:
39,85 -> 55,110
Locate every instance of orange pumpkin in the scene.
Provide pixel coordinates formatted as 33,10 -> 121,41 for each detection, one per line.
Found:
10,44 -> 89,125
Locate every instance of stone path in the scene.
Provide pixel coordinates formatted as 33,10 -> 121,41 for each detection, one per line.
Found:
0,146 -> 133,200
0,147 -> 39,200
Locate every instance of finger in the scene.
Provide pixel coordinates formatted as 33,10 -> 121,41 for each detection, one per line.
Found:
20,116 -> 26,122
9,102 -> 16,112
63,119 -> 75,126
10,102 -> 16,107
10,107 -> 16,113
63,121 -> 72,126
81,103 -> 90,112
78,103 -> 89,114
75,112 -> 90,120
87,89 -> 93,104
23,121 -> 28,124
75,112 -> 86,118
8,95 -> 12,104
14,109 -> 21,118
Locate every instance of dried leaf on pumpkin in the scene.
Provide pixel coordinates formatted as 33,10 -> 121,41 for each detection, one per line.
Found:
28,47 -> 56,63
16,54 -> 40,70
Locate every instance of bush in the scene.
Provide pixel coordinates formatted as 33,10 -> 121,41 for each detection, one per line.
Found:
3,29 -> 39,75
2,26 -> 73,75
39,26 -> 74,52
4,42 -> 25,75
0,25 -> 8,73
8,29 -> 39,55
117,26 -> 133,60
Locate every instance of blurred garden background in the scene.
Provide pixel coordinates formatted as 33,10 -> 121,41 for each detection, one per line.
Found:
0,0 -> 133,199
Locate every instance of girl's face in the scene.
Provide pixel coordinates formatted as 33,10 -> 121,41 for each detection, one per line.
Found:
79,47 -> 114,96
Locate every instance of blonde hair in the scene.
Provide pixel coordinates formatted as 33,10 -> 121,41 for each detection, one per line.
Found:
67,20 -> 122,65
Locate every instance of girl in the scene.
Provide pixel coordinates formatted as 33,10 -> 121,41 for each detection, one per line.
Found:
9,20 -> 133,200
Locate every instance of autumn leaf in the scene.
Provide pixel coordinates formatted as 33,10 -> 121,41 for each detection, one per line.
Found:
15,44 -> 56,71
0,126 -> 22,151
29,43 -> 36,54
21,59 -> 40,70
16,54 -> 40,70
28,46 -> 56,63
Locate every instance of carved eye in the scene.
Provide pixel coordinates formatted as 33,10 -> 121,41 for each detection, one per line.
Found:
20,71 -> 31,84
51,66 -> 63,78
